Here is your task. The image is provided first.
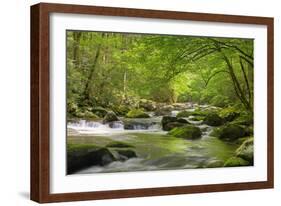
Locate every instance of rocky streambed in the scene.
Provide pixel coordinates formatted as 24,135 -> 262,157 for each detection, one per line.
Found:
67,103 -> 253,174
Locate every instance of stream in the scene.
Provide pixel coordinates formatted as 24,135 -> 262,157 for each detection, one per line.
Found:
67,107 -> 239,174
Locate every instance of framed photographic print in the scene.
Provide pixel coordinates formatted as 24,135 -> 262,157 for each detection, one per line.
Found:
31,3 -> 274,203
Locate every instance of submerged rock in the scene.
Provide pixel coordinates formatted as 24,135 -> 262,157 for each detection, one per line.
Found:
224,157 -> 250,167
203,113 -> 223,126
236,137 -> 254,164
168,125 -> 202,140
103,111 -> 119,123
126,109 -> 150,118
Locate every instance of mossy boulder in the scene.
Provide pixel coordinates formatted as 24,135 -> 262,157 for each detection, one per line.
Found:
161,116 -> 189,131
161,116 -> 177,130
218,124 -> 246,141
236,137 -> 254,164
67,145 -> 116,174
103,111 -> 119,123
126,109 -> 150,118
210,124 -> 246,141
203,113 -> 224,126
168,125 -> 202,140
176,111 -> 192,118
224,157 -> 250,167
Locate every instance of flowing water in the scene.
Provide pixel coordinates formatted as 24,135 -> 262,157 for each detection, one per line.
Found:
67,108 -> 239,174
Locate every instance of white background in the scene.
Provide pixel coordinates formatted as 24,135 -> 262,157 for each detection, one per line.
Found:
0,0 -> 279,205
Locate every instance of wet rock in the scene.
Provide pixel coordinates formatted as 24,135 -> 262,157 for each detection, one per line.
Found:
168,125 -> 202,140
67,147 -> 116,174
106,141 -> 134,148
124,119 -> 156,130
177,118 -> 189,123
203,113 -> 224,126
218,124 -> 246,141
108,121 -> 123,128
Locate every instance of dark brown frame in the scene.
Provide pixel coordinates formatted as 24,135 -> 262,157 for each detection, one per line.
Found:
31,2 -> 274,203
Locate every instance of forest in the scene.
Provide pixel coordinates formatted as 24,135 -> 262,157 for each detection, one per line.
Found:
66,31 -> 254,174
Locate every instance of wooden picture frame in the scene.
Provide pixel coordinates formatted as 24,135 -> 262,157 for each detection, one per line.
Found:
31,2 -> 274,203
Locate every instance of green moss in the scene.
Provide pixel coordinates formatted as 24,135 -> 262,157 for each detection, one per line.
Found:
224,157 -> 250,167
218,124 -> 246,141
67,143 -> 100,153
126,109 -> 150,118
168,125 -> 202,140
176,111 -> 192,118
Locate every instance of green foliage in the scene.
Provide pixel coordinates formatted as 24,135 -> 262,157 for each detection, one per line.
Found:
66,31 -> 254,117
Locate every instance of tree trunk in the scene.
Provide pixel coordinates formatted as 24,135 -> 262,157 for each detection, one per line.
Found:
82,33 -> 105,105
